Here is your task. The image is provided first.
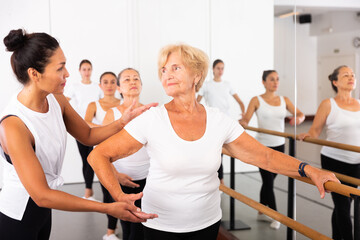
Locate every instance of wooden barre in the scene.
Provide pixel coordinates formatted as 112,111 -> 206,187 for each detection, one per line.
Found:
293,176 -> 360,198
243,125 -> 360,153
219,184 -> 332,240
222,151 -> 360,197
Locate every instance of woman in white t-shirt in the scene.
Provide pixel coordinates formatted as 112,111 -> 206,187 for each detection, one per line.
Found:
102,68 -> 150,240
84,72 -> 122,240
240,70 -> 305,229
197,59 -> 245,185
299,66 -> 360,240
65,59 -> 103,201
88,44 -> 338,240
0,29 -> 157,240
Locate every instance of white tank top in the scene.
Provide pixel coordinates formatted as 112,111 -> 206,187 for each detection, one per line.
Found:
255,96 -> 287,147
0,93 -> 67,220
93,101 -> 107,125
111,107 -> 150,180
321,98 -> 360,164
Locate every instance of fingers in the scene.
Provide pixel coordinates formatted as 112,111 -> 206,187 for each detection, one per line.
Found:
123,180 -> 140,188
132,210 -> 158,220
316,182 -> 326,199
127,192 -> 143,201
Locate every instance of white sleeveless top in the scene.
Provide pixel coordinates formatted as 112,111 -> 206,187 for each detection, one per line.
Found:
321,98 -> 360,164
93,101 -> 107,125
111,107 -> 150,180
0,93 -> 67,220
255,96 -> 287,147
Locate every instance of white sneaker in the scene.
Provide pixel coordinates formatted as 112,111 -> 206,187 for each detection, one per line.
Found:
270,220 -> 281,230
257,213 -> 272,222
82,196 -> 100,202
102,233 -> 120,240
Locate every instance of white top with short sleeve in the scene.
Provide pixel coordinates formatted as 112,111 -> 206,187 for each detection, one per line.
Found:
255,96 -> 287,147
0,94 -> 67,220
111,107 -> 150,180
64,82 -> 102,118
198,80 -> 236,116
124,105 -> 243,232
321,98 -> 360,164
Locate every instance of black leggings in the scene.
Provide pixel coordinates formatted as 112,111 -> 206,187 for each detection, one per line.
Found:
259,144 -> 285,211
143,220 -> 221,240
100,184 -> 118,230
120,179 -> 146,240
0,198 -> 52,240
76,140 -> 94,189
321,154 -> 360,240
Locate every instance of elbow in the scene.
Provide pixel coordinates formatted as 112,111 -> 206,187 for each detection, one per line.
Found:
31,190 -> 52,208
87,150 -> 96,167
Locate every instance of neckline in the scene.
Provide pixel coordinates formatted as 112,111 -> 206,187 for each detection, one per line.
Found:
16,94 -> 52,117
332,98 -> 360,113
259,95 -> 282,107
162,105 -> 208,143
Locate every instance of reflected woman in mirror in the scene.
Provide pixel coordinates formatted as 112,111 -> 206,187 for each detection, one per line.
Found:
299,65 -> 360,240
240,70 -> 305,230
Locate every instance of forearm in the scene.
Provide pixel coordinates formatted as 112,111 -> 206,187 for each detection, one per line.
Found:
85,119 -> 124,146
239,101 -> 245,113
85,121 -> 102,128
88,147 -> 124,201
264,149 -> 303,177
36,188 -> 108,213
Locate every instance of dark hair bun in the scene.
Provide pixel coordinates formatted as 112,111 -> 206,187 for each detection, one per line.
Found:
4,29 -> 26,52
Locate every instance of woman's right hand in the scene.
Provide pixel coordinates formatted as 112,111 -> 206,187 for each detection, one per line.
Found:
116,172 -> 140,188
106,193 -> 157,222
120,100 -> 158,126
239,119 -> 248,127
297,132 -> 310,141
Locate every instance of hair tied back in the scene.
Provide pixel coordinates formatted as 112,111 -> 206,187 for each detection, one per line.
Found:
4,29 -> 26,52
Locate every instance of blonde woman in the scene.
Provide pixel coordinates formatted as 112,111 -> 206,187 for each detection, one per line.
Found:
89,44 -> 338,240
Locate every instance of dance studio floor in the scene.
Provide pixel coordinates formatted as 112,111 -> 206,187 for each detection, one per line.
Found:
49,122 -> 351,239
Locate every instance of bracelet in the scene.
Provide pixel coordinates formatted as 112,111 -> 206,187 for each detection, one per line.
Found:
298,162 -> 309,177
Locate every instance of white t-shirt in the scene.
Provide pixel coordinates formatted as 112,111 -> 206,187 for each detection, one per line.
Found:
124,105 -> 243,232
321,98 -> 360,164
111,107 -> 150,180
198,80 -> 236,116
255,96 -> 287,147
64,81 -> 102,118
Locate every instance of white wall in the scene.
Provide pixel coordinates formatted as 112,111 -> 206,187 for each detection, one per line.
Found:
0,0 -> 275,186
274,17 -> 317,115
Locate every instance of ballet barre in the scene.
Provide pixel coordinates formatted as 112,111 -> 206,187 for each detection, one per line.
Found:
220,184 -> 332,240
242,125 -> 360,240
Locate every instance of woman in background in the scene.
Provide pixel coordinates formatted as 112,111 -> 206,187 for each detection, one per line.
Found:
197,59 -> 245,184
299,65 -> 360,240
84,72 -> 122,240
240,70 -> 305,230
65,59 -> 102,200
102,68 -> 150,240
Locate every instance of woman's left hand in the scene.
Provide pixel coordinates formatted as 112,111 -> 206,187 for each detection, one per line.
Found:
289,116 -> 305,126
120,100 -> 158,126
304,165 -> 340,199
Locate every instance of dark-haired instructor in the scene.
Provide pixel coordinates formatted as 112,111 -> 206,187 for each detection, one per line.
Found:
0,29 -> 157,240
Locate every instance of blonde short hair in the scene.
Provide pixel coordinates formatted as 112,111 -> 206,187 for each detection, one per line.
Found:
158,44 -> 209,92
